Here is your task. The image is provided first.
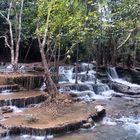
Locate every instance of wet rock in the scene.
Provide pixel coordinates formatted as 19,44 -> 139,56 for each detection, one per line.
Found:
95,105 -> 105,115
0,95 -> 46,108
110,81 -> 140,95
97,72 -> 108,81
89,106 -> 106,123
0,84 -> 19,93
112,93 -> 123,98
116,67 -> 140,84
27,104 -> 36,108
8,121 -> 83,136
60,84 -> 93,92
13,76 -> 44,90
87,117 -> 94,125
1,106 -> 13,114
4,116 -> 10,119
81,123 -> 91,129
0,126 -> 8,137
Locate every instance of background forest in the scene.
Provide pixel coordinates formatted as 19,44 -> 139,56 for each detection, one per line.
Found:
0,0 -> 140,68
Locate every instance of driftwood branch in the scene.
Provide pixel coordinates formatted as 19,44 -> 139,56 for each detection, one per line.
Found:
117,28 -> 137,50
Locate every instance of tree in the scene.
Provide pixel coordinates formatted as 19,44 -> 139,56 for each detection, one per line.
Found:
0,0 -> 24,70
36,0 -> 58,97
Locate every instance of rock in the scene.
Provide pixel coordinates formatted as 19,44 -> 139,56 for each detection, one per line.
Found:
112,93 -> 123,97
0,94 -> 46,108
95,105 -> 105,115
4,116 -> 10,119
81,123 -> 91,129
110,81 -> 140,95
64,99 -> 69,103
27,104 -> 36,108
1,106 -> 13,114
1,106 -> 10,111
87,117 -> 94,125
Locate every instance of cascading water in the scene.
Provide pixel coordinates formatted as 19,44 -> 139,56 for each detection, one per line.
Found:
59,66 -> 75,83
108,67 -> 140,88
59,63 -> 114,100
108,67 -> 119,79
1,63 -> 140,140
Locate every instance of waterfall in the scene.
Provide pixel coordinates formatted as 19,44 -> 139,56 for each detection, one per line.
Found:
59,63 -> 114,100
108,67 -> 140,88
108,67 -> 119,80
59,66 -> 75,83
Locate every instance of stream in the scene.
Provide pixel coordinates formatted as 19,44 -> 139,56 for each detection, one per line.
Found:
1,63 -> 140,140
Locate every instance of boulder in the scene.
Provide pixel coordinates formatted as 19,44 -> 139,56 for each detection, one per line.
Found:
110,81 -> 140,95
1,106 -> 13,114
95,105 -> 105,115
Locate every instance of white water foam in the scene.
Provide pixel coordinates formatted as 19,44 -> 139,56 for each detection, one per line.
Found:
10,106 -> 24,113
117,116 -> 140,134
1,90 -> 13,95
102,117 -> 117,126
103,116 -> 140,134
108,67 -> 140,88
114,78 -> 140,88
21,135 -> 46,140
40,82 -> 46,91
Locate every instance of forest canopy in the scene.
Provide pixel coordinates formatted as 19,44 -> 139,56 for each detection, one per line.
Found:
0,0 -> 140,67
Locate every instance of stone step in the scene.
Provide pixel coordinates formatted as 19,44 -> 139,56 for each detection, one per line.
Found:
0,126 -> 8,137
0,84 -> 19,93
0,91 -> 46,108
0,73 -> 44,90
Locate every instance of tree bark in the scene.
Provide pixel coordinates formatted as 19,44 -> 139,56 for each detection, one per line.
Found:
40,48 -> 58,96
14,0 -> 24,70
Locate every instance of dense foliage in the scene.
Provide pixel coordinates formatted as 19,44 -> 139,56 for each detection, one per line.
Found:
0,0 -> 140,67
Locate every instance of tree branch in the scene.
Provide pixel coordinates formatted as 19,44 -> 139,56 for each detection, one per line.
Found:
7,1 -> 13,20
0,2 -> 14,49
42,0 -> 55,48
0,12 -> 9,23
0,36 -> 11,49
117,28 -> 136,50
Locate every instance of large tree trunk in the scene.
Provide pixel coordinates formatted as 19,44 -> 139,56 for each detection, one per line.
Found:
40,48 -> 58,97
11,49 -> 15,65
13,0 -> 24,70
